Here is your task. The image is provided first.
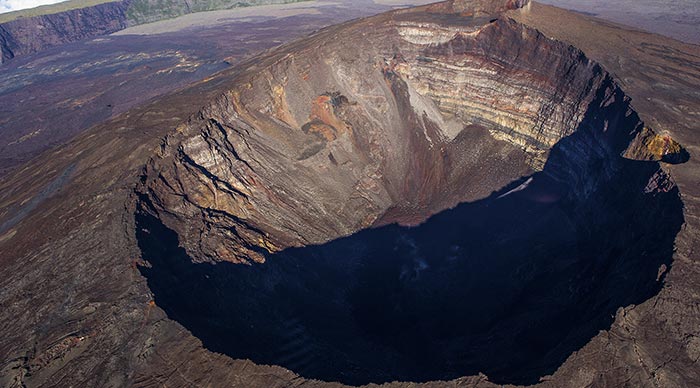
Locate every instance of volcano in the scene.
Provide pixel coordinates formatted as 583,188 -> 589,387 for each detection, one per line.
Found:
1,1 -> 699,387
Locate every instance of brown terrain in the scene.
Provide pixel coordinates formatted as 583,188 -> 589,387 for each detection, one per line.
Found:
0,0 -> 435,178
537,0 -> 700,45
0,0 -> 699,387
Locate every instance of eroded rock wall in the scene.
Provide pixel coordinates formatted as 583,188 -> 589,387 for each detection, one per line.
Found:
137,9 -> 666,266
0,1 -> 129,64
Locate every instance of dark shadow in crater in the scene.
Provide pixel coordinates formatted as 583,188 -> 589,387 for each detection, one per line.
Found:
663,148 -> 691,164
137,80 -> 687,384
136,140 -> 684,385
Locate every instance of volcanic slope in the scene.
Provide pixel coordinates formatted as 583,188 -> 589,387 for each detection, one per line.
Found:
0,0 -> 436,179
0,1 -> 699,387
0,0 -> 311,63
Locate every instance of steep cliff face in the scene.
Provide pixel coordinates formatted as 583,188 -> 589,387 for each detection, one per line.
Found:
0,1 -> 129,63
138,12 -> 677,264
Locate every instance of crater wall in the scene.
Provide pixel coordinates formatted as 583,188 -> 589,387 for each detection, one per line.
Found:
137,13 -> 677,265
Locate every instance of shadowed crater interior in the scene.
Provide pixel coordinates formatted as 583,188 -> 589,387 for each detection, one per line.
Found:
136,150 -> 683,385
134,13 -> 687,386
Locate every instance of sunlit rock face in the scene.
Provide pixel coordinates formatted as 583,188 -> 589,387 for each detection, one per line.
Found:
138,1 -> 677,264
133,0 -> 685,385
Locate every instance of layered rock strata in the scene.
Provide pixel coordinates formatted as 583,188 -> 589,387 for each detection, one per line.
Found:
138,2 -> 680,266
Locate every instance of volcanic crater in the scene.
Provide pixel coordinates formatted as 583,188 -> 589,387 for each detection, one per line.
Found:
133,1 -> 687,385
